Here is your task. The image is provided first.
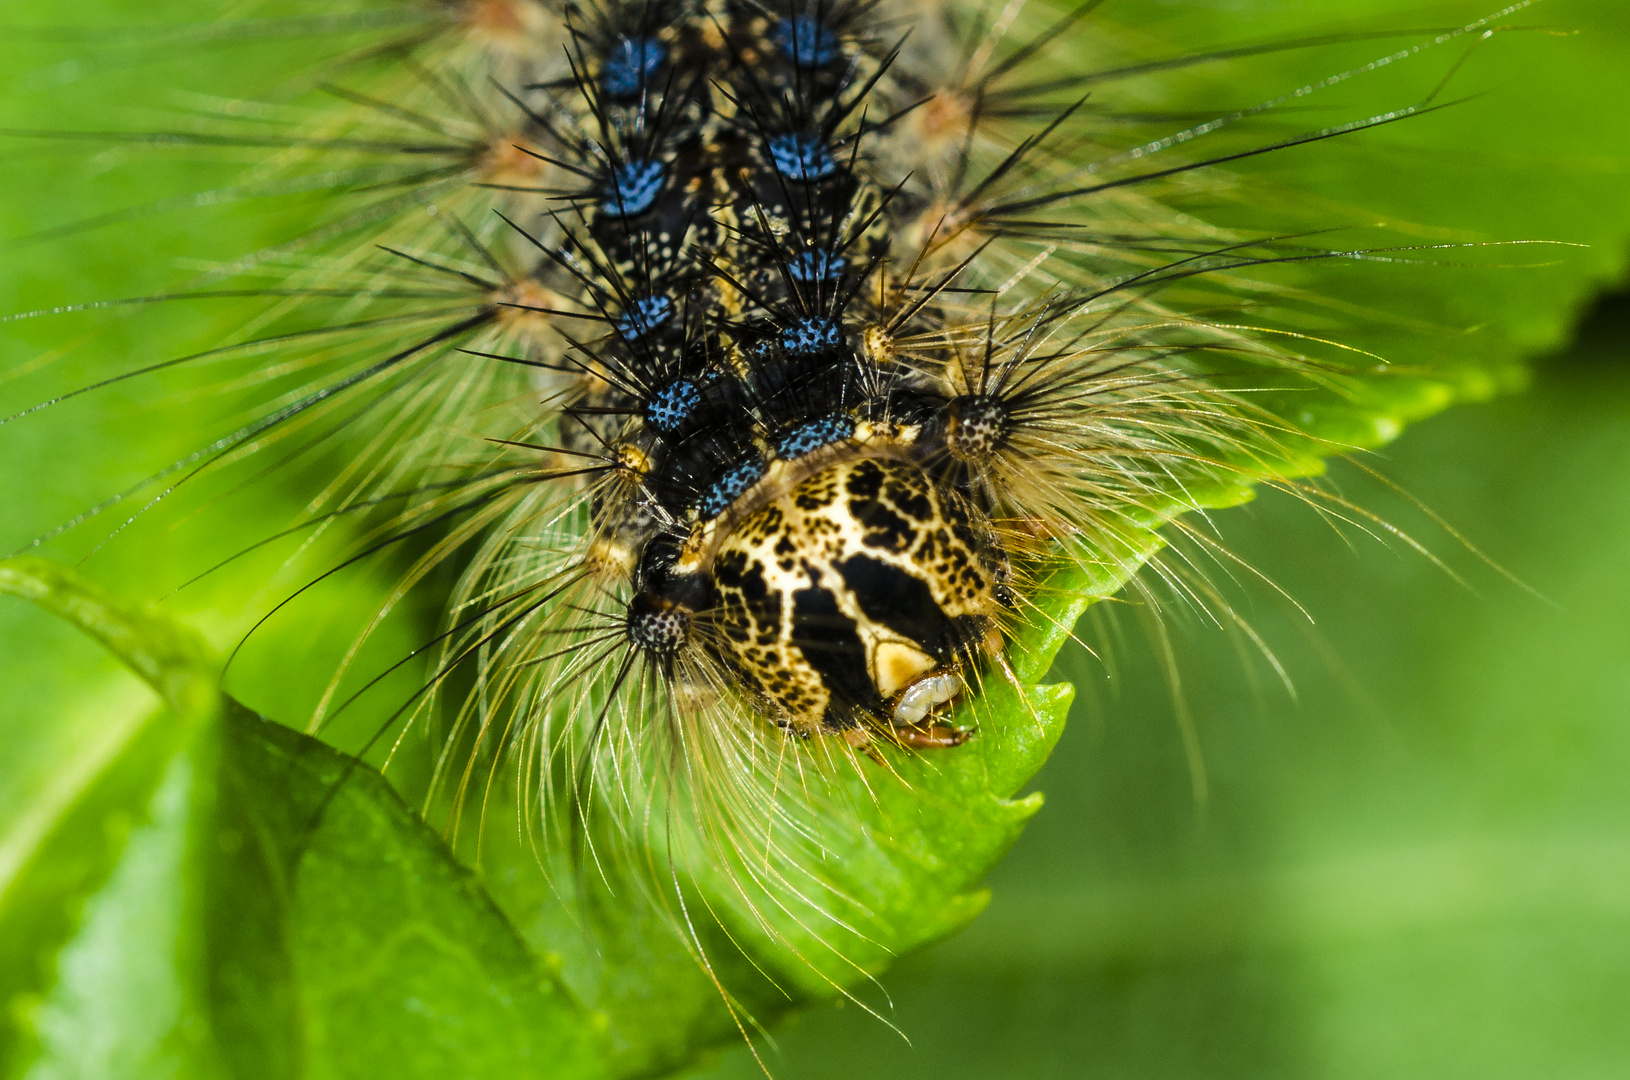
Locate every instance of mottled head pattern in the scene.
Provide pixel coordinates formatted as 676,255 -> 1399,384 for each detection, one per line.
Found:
709,457 -> 1006,734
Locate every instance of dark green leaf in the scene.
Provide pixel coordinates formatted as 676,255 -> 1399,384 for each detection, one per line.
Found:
0,559 -> 605,1080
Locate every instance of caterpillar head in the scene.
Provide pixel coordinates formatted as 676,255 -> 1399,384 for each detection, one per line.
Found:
702,456 -> 1006,737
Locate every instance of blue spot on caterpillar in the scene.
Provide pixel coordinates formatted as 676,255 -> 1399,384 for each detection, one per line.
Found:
616,294 -> 675,341
788,248 -> 845,283
775,413 -> 856,458
778,315 -> 843,355
600,158 -> 665,217
767,131 -> 839,181
699,455 -> 769,519
776,15 -> 839,68
601,36 -> 667,99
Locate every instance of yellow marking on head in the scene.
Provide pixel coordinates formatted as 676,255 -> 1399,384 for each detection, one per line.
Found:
871,640 -> 937,698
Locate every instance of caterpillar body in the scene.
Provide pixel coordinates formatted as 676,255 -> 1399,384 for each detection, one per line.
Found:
413,0 -> 1302,851
2,0 -> 1544,1066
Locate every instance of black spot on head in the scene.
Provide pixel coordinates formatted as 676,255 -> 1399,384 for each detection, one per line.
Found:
795,477 -> 839,511
837,554 -> 951,660
790,583 -> 877,719
844,460 -> 884,499
715,549 -> 780,641
714,548 -> 768,602
850,495 -> 914,553
884,475 -> 933,522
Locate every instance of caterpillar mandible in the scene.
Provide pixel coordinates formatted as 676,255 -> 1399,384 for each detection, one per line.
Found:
0,0 -> 1555,1072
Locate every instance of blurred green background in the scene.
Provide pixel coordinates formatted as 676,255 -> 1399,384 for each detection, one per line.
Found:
693,294 -> 1630,1079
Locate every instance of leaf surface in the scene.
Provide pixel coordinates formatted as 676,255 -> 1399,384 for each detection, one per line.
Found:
0,559 -> 603,1080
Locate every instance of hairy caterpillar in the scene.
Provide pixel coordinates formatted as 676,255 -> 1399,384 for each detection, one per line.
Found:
0,0 -> 1557,1071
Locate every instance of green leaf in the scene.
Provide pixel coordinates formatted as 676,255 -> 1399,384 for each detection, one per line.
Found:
683,291 -> 1630,1080
0,559 -> 605,1080
0,558 -> 222,1080
469,4 -> 1630,1071
218,711 -> 605,1080
470,549 -> 1165,1078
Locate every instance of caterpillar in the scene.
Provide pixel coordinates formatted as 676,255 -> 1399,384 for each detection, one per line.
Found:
0,0 -> 1550,1070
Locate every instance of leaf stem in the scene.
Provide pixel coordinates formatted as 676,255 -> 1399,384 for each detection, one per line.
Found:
0,556 -> 216,719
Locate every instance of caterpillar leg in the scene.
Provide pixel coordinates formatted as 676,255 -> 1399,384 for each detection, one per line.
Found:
840,717 -> 969,757
889,721 -> 972,751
